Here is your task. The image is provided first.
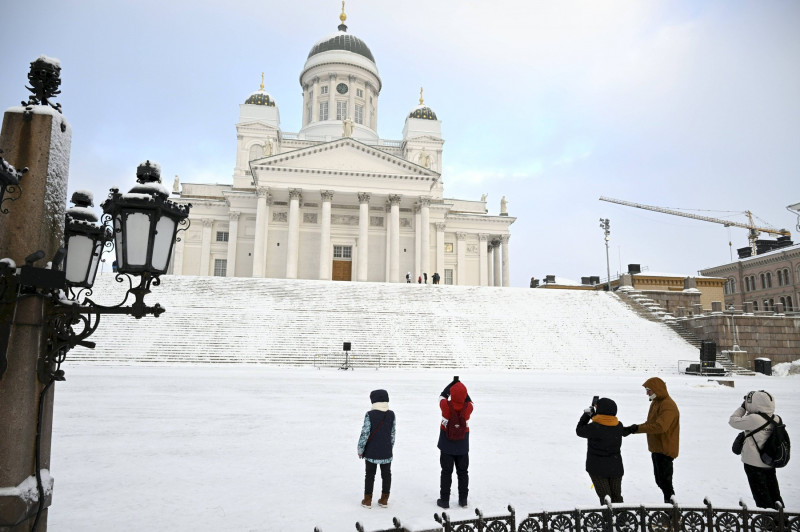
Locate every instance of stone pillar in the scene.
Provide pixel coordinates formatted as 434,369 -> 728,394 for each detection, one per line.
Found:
0,106 -> 70,530
348,75 -> 355,121
743,301 -> 754,315
692,303 -> 703,316
357,193 -> 370,281
172,230 -> 185,274
199,218 -> 213,276
389,194 -> 401,283
252,187 -> 269,277
492,239 -> 502,287
365,82 -> 373,128
286,188 -> 302,279
311,77 -> 319,122
501,234 -> 510,287
775,302 -> 785,315
328,73 -> 336,120
384,204 -> 391,281
414,205 -> 421,280
302,83 -> 309,126
319,190 -> 333,280
435,222 -> 446,277
478,234 -> 489,286
420,197 -> 431,280
487,240 -> 494,286
226,211 -> 240,277
456,232 -> 467,286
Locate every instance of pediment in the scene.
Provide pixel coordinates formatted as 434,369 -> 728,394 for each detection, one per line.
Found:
251,138 -> 439,178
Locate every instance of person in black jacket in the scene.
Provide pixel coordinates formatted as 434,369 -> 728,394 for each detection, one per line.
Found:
357,389 -> 396,508
576,397 -> 625,504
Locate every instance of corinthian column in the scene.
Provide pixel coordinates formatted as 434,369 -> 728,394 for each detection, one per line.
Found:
501,234 -> 510,287
435,222 -> 446,277
492,239 -> 502,287
420,197 -> 431,278
414,205 -> 421,279
319,190 -> 334,280
252,187 -> 269,277
357,192 -> 371,281
286,188 -> 302,279
478,234 -> 489,286
226,211 -> 240,277
200,218 -> 213,276
389,194 -> 402,282
456,232 -> 467,286
384,203 -> 391,281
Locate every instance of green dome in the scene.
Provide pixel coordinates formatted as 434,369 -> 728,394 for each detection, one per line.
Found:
244,90 -> 275,106
409,105 -> 437,120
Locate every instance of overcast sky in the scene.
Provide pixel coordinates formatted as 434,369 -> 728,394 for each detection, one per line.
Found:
2,1 -> 798,287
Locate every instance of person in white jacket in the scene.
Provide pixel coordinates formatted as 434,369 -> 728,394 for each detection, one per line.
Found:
728,390 -> 784,509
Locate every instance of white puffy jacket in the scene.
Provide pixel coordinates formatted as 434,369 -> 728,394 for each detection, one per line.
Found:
728,391 -> 781,469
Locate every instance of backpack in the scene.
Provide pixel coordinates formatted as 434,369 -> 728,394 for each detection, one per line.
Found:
445,403 -> 467,441
756,414 -> 791,468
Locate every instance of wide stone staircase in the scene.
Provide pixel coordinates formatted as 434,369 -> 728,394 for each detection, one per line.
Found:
69,274 -> 703,372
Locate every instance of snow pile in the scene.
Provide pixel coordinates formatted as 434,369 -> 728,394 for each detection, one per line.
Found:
0,471 -> 53,503
772,359 -> 800,376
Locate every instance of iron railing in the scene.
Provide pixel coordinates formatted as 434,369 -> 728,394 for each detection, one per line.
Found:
314,498 -> 799,532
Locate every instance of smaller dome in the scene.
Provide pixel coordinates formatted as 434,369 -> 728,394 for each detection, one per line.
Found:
409,104 -> 437,120
409,87 -> 437,120
244,73 -> 276,106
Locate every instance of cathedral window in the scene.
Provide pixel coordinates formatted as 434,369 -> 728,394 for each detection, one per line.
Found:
320,85 -> 328,95
444,269 -> 454,285
319,102 -> 329,121
213,259 -> 227,277
357,88 -> 364,98
336,101 -> 348,120
216,231 -> 229,242
355,104 -> 363,125
333,245 -> 352,259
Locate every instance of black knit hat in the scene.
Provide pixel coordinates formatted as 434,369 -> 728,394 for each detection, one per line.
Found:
370,389 -> 389,403
596,397 -> 617,416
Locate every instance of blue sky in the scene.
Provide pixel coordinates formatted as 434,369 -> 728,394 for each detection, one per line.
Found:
2,1 -> 798,287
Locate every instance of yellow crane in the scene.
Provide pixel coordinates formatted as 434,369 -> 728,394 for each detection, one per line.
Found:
599,196 -> 791,257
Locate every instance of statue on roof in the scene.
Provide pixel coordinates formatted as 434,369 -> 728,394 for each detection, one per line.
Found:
500,196 -> 508,215
419,148 -> 431,169
265,137 -> 274,156
173,175 -> 180,194
343,118 -> 354,137
481,193 -> 487,202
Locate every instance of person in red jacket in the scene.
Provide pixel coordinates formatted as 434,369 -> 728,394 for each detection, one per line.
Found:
437,377 -> 473,509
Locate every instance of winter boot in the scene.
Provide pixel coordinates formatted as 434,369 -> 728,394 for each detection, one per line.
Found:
361,494 -> 372,508
458,497 -> 468,508
436,498 -> 449,509
378,493 -> 389,507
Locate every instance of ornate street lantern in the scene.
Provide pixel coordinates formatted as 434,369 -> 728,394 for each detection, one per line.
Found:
63,190 -> 110,288
0,149 -> 27,213
101,160 -> 190,276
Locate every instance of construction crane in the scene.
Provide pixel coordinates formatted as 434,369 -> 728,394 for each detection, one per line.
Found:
599,196 -> 791,257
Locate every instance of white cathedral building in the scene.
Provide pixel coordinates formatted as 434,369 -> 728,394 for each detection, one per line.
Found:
171,7 -> 515,286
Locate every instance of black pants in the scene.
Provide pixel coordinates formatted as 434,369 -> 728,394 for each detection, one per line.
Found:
651,453 -> 674,503
744,464 -> 783,509
589,475 -> 623,504
440,452 -> 469,501
364,461 -> 391,496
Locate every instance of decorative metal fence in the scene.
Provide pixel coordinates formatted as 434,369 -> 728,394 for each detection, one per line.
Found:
317,498 -> 799,532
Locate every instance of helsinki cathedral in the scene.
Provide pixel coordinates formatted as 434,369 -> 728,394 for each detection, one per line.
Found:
172,4 -> 514,286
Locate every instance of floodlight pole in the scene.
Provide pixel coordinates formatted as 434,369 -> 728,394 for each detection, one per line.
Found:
600,218 -> 611,291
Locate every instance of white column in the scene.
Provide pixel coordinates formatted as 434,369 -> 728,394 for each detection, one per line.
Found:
365,82 -> 373,129
493,239 -> 502,287
478,234 -> 489,286
487,240 -> 495,286
200,218 -> 213,276
414,205 -> 421,280
302,83 -> 309,126
501,234 -> 510,287
226,211 -> 240,277
252,187 -> 269,277
286,188 -> 302,279
420,197 -> 431,279
435,222 -> 446,278
319,190 -> 333,280
328,73 -> 336,120
456,232 -> 467,286
311,77 -> 319,122
384,203 -> 391,281
357,192 -> 370,281
348,75 -> 355,121
389,194 -> 401,283
172,230 -> 185,275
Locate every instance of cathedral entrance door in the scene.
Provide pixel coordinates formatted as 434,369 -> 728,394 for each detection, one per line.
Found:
331,245 -> 353,281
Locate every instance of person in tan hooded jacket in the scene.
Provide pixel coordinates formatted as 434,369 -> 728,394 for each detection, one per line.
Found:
623,377 -> 680,503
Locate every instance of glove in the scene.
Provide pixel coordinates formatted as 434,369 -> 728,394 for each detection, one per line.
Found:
584,407 -> 595,415
622,424 -> 639,436
358,453 -> 364,459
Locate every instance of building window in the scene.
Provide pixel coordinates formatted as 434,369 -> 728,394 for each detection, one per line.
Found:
216,231 -> 229,242
333,245 -> 352,259
355,104 -> 363,125
788,296 -> 794,311
760,273 -> 766,289
319,102 -> 329,121
744,277 -> 750,292
444,269 -> 454,285
729,278 -> 736,294
320,85 -> 328,95
357,88 -> 364,98
766,272 -> 772,288
336,101 -> 348,120
214,259 -> 227,277
753,301 -> 759,311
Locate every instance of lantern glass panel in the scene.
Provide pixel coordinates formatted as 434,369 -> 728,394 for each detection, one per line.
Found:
151,215 -> 177,272
124,211 -> 151,266
114,214 -> 124,266
87,246 -> 101,286
65,234 -> 93,284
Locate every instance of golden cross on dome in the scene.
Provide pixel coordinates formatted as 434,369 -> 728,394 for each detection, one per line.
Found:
419,87 -> 424,105
260,72 -> 264,91
340,1 -> 347,24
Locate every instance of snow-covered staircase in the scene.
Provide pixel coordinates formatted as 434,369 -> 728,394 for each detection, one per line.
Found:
68,274 -> 703,372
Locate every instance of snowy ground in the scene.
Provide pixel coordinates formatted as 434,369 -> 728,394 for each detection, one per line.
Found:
49,365 -> 799,531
